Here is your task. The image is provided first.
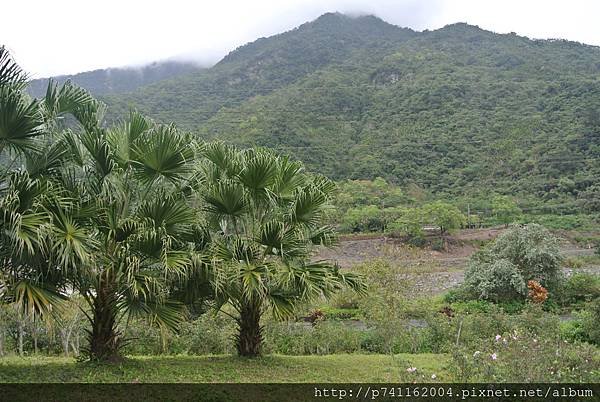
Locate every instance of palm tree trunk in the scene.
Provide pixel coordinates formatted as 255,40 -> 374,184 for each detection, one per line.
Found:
17,321 -> 24,356
88,276 -> 121,362
236,300 -> 262,357
33,331 -> 38,354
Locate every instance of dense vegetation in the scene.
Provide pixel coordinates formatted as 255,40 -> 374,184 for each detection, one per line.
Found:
2,11 -> 600,386
0,47 -> 360,361
85,13 -> 600,210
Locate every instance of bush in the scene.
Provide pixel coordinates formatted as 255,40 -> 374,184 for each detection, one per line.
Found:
451,330 -> 599,382
564,299 -> 600,345
563,256 -> 584,269
386,207 -> 424,240
580,299 -> 600,345
559,273 -> 600,306
319,306 -> 361,320
122,313 -> 236,356
464,259 -> 527,302
443,286 -> 475,303
464,224 -> 563,302
262,321 -> 364,355
451,300 -> 494,314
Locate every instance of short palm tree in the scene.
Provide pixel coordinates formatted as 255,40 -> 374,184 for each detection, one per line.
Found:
0,48 -> 198,361
59,109 -> 198,361
193,143 -> 365,356
0,46 -> 91,319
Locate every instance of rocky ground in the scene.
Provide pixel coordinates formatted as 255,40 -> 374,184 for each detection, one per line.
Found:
316,228 -> 600,295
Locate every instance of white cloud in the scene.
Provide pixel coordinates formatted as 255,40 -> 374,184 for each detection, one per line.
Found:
2,0 -> 598,77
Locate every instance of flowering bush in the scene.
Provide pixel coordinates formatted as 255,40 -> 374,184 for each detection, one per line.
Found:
451,330 -> 599,382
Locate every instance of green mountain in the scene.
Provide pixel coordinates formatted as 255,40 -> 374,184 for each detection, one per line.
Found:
28,60 -> 203,97
66,13 -> 600,207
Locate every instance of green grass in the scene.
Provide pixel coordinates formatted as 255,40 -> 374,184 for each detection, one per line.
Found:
0,354 -> 450,383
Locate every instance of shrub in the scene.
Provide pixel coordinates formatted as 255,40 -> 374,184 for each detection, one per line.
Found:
122,313 -> 237,356
421,201 -> 466,236
262,321 -> 364,355
464,259 -> 527,302
443,286 -> 476,303
319,306 -> 360,320
464,224 -> 563,302
527,280 -> 548,304
559,273 -> 600,306
563,256 -> 584,269
561,300 -> 600,346
450,300 -> 494,314
584,299 -> 600,344
386,207 -> 424,240
451,330 -> 599,382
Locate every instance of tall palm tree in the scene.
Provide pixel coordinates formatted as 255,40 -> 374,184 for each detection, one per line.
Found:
193,143 -> 365,356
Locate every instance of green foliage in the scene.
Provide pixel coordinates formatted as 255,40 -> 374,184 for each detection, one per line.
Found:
464,259 -> 527,303
577,184 -> 600,213
451,319 -> 599,382
385,207 -> 424,240
559,273 -> 600,306
421,201 -> 466,235
464,224 -> 563,302
263,321 -> 364,355
194,144 -> 365,356
579,299 -> 600,345
85,14 -> 600,210
123,314 -> 237,356
335,177 -> 410,210
491,195 -> 522,226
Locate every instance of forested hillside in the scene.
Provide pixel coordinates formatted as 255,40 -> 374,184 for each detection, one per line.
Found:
35,13 -> 600,208
28,60 -> 202,97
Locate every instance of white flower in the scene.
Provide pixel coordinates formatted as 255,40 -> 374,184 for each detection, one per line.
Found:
491,353 -> 498,360
533,339 -> 537,343
495,335 -> 501,341
406,367 -> 417,373
431,374 -> 437,379
473,351 -> 481,357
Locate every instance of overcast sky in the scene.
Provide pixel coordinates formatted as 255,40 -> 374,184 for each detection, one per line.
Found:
3,0 -> 599,78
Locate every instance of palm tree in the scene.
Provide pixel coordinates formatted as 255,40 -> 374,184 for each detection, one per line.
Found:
193,143 -> 365,356
0,48 -> 198,361
0,47 -> 93,320
59,109 -> 198,361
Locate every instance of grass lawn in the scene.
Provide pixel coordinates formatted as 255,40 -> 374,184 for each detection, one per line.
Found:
0,354 -> 450,383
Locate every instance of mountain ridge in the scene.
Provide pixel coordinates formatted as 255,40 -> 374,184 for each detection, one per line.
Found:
27,60 -> 204,97
26,13 -> 600,207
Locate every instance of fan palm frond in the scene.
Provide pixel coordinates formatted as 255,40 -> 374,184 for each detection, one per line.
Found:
0,46 -> 27,89
0,86 -> 45,154
106,110 -> 152,168
131,124 -> 193,185
272,156 -> 305,198
238,149 -> 279,191
43,79 -> 95,122
13,279 -> 66,317
201,141 -> 242,178
202,179 -> 247,217
290,186 -> 327,226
